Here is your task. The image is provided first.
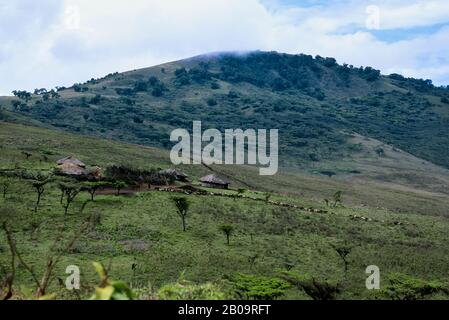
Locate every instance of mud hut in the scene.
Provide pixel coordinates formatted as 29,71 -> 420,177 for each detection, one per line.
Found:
57,156 -> 86,168
200,174 -> 230,189
56,156 -> 93,178
57,163 -> 88,176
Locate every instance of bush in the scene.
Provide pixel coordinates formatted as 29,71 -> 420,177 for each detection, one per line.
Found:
90,94 -> 103,105
133,81 -> 148,92
115,88 -> 135,96
207,98 -> 217,107
133,116 -> 144,124
175,68 -> 188,77
174,68 -> 190,86
380,273 -> 448,300
12,90 -> 32,101
147,77 -> 167,97
105,165 -> 170,185
271,78 -> 291,91
389,73 -> 406,81
230,274 -> 290,300
73,84 -> 88,92
119,97 -> 135,106
360,67 -> 381,82
152,87 -> 163,97
158,278 -> 225,300
375,147 -> 385,157
148,76 -> 159,86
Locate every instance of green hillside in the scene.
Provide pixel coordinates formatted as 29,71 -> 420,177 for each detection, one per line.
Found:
1,51 -> 449,172
1,122 -> 449,300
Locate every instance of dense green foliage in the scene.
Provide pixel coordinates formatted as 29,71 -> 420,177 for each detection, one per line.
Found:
230,274 -> 291,300
90,262 -> 136,300
157,277 -> 225,300
379,273 -> 448,300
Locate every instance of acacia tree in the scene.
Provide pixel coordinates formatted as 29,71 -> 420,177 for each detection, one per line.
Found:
61,184 -> 81,215
57,179 -> 79,204
264,192 -> 272,204
32,180 -> 48,213
238,188 -> 246,195
172,197 -> 190,232
234,188 -> 246,201
22,151 -> 32,160
331,243 -> 355,276
57,182 -> 67,204
332,191 -> 343,207
2,178 -> 11,199
248,254 -> 259,271
219,224 -> 235,245
113,181 -> 128,196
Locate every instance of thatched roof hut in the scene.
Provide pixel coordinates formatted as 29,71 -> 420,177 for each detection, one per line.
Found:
57,156 -> 86,168
56,156 -> 102,179
57,163 -> 88,176
200,174 -> 230,189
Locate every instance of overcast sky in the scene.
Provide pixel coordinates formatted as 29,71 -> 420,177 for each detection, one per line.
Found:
1,0 -> 449,95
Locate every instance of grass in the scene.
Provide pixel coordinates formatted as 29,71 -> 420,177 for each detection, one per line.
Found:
1,122 -> 449,300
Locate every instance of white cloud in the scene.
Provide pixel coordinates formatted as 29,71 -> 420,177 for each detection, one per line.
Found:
0,0 -> 448,95
375,0 -> 449,30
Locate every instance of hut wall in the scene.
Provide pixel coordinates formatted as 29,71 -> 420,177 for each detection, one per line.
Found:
202,182 -> 228,189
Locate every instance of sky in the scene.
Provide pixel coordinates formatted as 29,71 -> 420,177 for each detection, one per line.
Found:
1,0 -> 449,95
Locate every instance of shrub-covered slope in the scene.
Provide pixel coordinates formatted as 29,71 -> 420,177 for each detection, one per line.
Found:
2,51 -> 449,171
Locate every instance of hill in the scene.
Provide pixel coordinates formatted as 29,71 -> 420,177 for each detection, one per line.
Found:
1,51 -> 449,174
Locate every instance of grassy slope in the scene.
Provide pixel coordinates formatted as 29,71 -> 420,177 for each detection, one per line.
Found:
1,122 -> 449,299
2,121 -> 449,216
